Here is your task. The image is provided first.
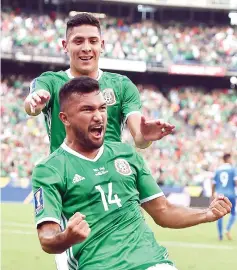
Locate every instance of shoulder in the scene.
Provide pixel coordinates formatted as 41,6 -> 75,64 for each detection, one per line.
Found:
35,70 -> 67,81
34,147 -> 66,172
104,141 -> 136,156
102,71 -> 132,83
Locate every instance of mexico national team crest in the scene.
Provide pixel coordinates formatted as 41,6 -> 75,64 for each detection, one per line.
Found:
34,187 -> 44,215
114,159 -> 132,176
102,88 -> 116,106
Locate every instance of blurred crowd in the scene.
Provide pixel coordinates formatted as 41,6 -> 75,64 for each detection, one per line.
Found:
1,76 -> 49,185
1,76 -> 236,189
1,11 -> 237,69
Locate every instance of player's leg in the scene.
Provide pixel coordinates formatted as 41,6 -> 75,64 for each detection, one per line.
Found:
225,197 -> 236,240
147,264 -> 178,270
217,217 -> 223,240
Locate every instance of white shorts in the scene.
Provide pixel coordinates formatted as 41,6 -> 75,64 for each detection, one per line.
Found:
55,253 -> 178,270
147,264 -> 178,270
55,253 -> 69,270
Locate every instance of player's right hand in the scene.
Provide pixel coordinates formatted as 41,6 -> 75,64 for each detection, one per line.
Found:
64,212 -> 91,245
26,90 -> 51,113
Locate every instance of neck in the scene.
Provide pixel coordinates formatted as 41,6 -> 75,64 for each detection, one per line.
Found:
65,137 -> 101,159
70,66 -> 99,80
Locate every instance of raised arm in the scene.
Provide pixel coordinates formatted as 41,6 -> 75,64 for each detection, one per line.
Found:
142,195 -> 232,229
127,114 -> 175,149
37,213 -> 90,254
24,89 -> 50,116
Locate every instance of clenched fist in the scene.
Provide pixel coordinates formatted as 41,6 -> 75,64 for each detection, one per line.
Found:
205,195 -> 232,222
64,212 -> 91,245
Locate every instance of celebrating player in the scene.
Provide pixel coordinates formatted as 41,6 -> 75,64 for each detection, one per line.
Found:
24,12 -> 174,153
212,153 -> 237,240
32,77 -> 232,270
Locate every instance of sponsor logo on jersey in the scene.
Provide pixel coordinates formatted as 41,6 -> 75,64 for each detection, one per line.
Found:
93,167 -> 108,176
72,174 -> 85,183
114,159 -> 132,176
102,88 -> 116,106
34,187 -> 44,215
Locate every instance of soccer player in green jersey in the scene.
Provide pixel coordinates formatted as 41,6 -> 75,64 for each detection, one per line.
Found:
32,77 -> 232,270
24,13 -> 174,153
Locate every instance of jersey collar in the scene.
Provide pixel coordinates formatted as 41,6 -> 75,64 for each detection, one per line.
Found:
61,142 -> 104,162
66,69 -> 103,81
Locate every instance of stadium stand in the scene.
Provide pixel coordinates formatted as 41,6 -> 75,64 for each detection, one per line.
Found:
1,11 -> 237,69
1,76 -> 236,188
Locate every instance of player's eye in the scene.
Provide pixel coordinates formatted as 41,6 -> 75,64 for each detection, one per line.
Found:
100,106 -> 107,111
74,39 -> 83,45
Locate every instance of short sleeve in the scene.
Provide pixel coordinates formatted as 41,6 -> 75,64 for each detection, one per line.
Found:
32,164 -> 65,227
135,152 -> 164,204
121,76 -> 142,123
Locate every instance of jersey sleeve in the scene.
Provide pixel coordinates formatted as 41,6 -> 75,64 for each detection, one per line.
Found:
121,76 -> 142,123
31,163 -> 65,227
29,72 -> 55,111
134,151 -> 164,204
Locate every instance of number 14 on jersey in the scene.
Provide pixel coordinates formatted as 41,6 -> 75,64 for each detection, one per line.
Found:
95,182 -> 122,211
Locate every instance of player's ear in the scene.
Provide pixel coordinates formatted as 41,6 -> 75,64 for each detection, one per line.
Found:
62,40 -> 68,54
59,112 -> 70,126
101,39 -> 105,53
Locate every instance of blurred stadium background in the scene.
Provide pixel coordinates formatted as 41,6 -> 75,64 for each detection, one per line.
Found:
1,0 -> 237,269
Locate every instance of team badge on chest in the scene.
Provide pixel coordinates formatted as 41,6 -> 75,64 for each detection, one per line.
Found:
102,88 -> 116,105
114,159 -> 132,176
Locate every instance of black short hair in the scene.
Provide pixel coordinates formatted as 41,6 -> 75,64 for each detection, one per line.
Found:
59,77 -> 100,110
223,153 -> 231,162
66,13 -> 101,37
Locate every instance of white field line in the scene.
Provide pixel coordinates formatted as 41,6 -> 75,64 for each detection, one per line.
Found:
1,229 -> 35,235
2,222 -> 35,228
160,241 -> 234,250
0,223 -> 235,250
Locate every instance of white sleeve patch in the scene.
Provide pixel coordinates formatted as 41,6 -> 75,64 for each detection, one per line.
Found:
34,187 -> 44,215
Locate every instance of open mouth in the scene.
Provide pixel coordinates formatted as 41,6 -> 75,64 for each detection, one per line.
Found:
79,56 -> 93,61
89,125 -> 103,139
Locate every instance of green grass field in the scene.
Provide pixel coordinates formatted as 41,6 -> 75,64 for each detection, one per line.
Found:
1,203 -> 237,270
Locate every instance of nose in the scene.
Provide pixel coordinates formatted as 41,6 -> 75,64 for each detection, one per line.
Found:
82,40 -> 92,52
93,110 -> 103,122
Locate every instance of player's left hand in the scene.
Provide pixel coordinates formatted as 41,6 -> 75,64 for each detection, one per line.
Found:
140,116 -> 175,141
205,195 -> 232,222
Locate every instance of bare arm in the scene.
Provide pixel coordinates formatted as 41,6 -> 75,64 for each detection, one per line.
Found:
127,114 -> 175,149
37,213 -> 90,254
142,195 -> 231,229
24,89 -> 50,116
127,113 -> 151,149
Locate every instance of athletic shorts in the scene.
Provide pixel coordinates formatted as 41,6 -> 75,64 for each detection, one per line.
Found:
147,264 -> 178,270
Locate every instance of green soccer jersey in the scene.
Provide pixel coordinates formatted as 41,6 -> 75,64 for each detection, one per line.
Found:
30,69 -> 141,153
32,142 -> 173,270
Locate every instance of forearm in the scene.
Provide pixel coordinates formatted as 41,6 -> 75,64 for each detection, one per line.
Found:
38,228 -> 71,254
134,133 -> 151,149
154,204 -> 208,229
